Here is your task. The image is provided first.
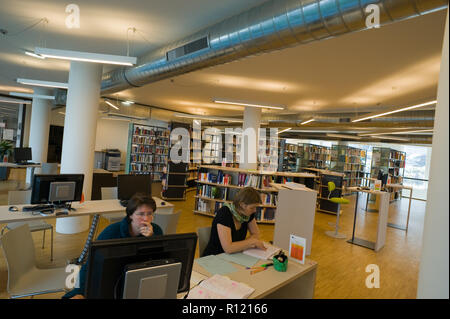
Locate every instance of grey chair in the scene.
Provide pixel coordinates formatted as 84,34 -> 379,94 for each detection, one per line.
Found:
2,190 -> 54,261
153,210 -> 181,235
100,187 -> 125,223
40,163 -> 59,175
0,224 -> 67,298
197,226 -> 212,257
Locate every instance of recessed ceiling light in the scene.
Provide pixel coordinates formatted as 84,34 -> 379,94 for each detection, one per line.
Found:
300,118 -> 315,125
277,128 -> 292,134
359,129 -> 434,136
173,113 -> 243,123
34,47 -> 137,66
105,100 -> 120,110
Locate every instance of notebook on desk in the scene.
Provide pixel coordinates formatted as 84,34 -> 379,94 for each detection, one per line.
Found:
243,242 -> 280,260
187,274 -> 254,299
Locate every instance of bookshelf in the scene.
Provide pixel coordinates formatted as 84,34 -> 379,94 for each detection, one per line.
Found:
126,123 -> 170,181
330,145 -> 367,193
194,165 -> 316,224
258,130 -> 279,172
370,147 -> 406,201
298,143 -> 331,170
278,140 -> 299,172
161,161 -> 188,200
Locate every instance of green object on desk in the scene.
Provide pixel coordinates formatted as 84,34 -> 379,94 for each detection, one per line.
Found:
273,253 -> 288,272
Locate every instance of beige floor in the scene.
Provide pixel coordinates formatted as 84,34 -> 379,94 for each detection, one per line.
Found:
0,173 -> 426,299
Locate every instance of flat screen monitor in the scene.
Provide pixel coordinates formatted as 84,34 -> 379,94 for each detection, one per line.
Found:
85,233 -> 197,299
13,147 -> 32,163
117,174 -> 152,200
31,174 -> 84,204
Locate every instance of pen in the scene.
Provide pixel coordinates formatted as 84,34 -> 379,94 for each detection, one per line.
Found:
250,267 -> 267,275
246,263 -> 273,270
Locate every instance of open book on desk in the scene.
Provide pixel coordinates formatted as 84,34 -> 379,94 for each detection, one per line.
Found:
243,242 -> 280,260
187,274 -> 254,299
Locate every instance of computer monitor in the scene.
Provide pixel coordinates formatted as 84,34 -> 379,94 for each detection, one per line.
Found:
117,174 -> 152,200
31,174 -> 84,204
381,173 -> 389,187
85,233 -> 197,299
13,147 -> 32,163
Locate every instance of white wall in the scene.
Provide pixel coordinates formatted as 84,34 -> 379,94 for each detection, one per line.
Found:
95,118 -> 130,163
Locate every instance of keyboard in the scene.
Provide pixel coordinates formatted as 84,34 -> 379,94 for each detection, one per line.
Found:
23,204 -> 54,212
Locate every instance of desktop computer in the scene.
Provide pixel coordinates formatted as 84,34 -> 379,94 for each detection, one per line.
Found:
13,147 -> 33,164
117,174 -> 152,207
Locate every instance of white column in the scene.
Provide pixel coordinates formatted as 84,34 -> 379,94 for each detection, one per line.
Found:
417,9 -> 449,299
29,87 -> 53,164
56,61 -> 103,234
240,106 -> 261,170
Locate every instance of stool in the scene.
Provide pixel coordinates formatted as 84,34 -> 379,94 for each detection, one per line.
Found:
325,181 -> 349,239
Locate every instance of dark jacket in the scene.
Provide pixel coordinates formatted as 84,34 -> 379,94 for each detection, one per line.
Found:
62,217 -> 163,298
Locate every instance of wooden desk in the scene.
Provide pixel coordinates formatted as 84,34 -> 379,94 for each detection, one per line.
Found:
0,198 -> 174,224
345,187 -> 390,252
385,184 -> 413,232
192,257 -> 317,299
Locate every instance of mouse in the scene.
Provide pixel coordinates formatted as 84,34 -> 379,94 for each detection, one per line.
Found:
8,206 -> 19,212
161,202 -> 166,205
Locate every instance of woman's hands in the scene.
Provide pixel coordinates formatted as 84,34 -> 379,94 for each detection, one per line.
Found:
250,237 -> 267,250
139,221 -> 154,237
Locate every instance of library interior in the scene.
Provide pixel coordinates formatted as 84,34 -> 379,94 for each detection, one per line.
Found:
0,0 -> 448,300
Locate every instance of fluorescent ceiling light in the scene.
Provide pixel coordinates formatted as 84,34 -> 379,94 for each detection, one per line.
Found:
35,47 -> 137,66
9,92 -> 55,100
105,100 -> 120,110
289,130 -> 340,133
277,128 -> 292,134
352,100 -> 437,123
17,78 -> 68,89
370,135 -> 410,142
360,129 -> 434,136
326,133 -> 362,140
0,98 -> 31,104
25,50 -> 45,59
300,118 -> 315,125
213,99 -> 284,110
174,113 -> 243,123
122,100 -> 135,105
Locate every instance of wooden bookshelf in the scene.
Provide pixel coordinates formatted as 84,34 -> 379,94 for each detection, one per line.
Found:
330,145 -> 367,193
195,165 -> 317,224
298,143 -> 331,170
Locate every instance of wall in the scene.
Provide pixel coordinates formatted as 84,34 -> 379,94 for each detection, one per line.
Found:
94,118 -> 130,163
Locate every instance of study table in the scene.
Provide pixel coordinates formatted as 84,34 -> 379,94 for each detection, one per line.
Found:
191,257 -> 317,299
345,187 -> 390,252
0,162 -> 41,190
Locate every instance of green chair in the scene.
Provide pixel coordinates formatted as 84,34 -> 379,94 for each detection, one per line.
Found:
325,181 -> 349,239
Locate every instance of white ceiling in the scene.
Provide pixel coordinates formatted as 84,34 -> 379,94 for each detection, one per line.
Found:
0,0 -> 447,122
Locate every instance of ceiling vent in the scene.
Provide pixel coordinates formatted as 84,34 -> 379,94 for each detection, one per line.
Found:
166,36 -> 209,62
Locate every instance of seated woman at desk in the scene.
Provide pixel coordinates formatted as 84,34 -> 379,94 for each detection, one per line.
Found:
62,193 -> 163,299
202,187 -> 266,256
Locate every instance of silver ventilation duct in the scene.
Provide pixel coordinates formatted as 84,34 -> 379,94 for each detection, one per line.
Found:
101,0 -> 447,94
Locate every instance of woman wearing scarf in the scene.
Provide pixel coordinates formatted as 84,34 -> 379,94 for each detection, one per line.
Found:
202,187 -> 266,256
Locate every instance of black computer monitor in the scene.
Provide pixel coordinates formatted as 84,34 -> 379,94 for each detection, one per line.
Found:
117,174 -> 152,200
13,147 -> 32,163
31,174 -> 84,204
85,233 -> 197,299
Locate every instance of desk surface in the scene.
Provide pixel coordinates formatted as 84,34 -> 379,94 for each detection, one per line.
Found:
385,183 -> 413,190
346,187 -> 387,195
0,198 -> 173,224
0,163 -> 41,168
193,257 -> 317,299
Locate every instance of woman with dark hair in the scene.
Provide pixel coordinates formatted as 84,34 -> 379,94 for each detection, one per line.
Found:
202,187 -> 266,257
63,193 -> 163,299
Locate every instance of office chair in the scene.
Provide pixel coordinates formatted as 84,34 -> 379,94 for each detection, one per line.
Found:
2,190 -> 54,261
197,226 -> 212,257
0,224 -> 67,298
325,181 -> 349,239
153,210 -> 181,235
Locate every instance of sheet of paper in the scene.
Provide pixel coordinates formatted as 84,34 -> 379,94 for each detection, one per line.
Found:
190,270 -> 208,287
243,242 -> 280,260
195,255 -> 238,275
187,274 -> 255,299
217,252 -> 260,268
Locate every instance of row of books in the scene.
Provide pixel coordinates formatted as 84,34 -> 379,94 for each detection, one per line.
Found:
300,145 -> 331,155
130,163 -> 166,172
331,155 -> 364,164
130,154 -> 168,163
134,126 -> 170,137
131,145 -> 169,154
197,185 -> 228,200
132,136 -> 170,146
302,153 -> 331,161
390,151 -> 406,161
198,172 -> 233,185
260,193 -> 277,206
332,148 -> 366,158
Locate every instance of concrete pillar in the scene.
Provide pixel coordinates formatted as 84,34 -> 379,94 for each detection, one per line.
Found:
56,61 -> 103,234
417,9 -> 449,299
29,87 -> 53,165
240,107 -> 261,170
